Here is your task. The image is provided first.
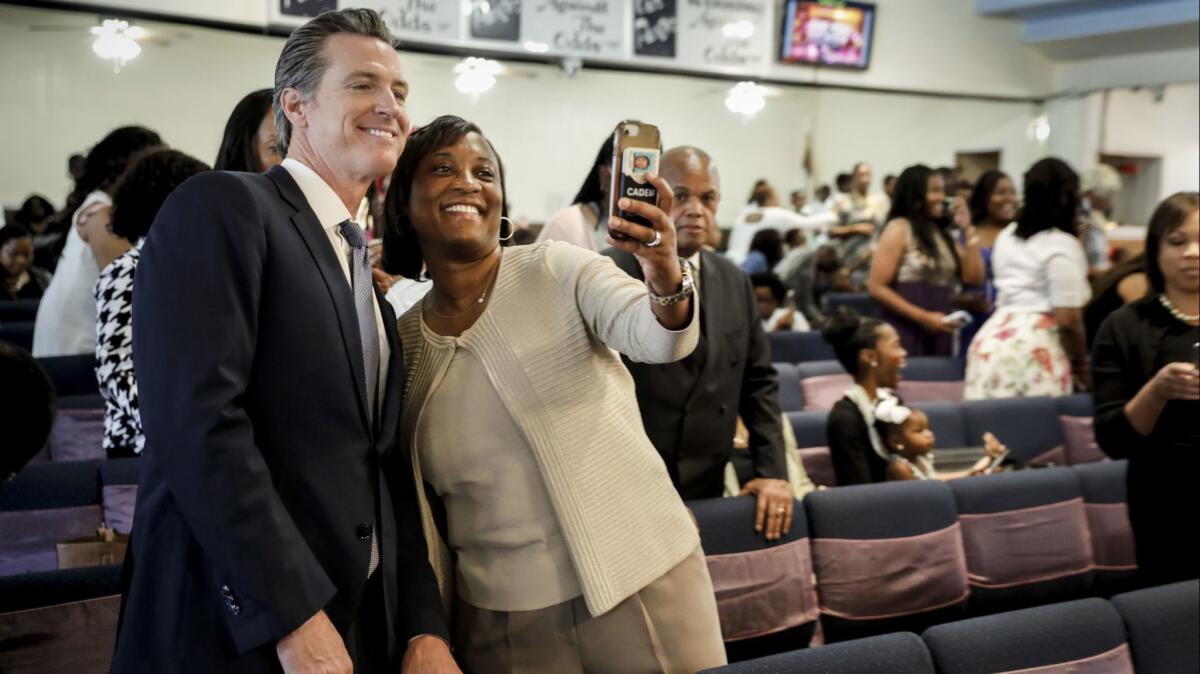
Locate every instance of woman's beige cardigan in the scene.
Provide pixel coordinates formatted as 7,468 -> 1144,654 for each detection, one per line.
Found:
397,242 -> 701,617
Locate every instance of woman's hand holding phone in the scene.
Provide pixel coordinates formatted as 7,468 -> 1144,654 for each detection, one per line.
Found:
607,173 -> 682,296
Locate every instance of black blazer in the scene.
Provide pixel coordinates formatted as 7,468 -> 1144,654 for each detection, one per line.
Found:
602,247 -> 787,500
112,167 -> 446,672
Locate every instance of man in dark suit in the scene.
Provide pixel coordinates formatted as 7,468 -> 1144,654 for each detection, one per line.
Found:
112,10 -> 457,673
603,146 -> 795,541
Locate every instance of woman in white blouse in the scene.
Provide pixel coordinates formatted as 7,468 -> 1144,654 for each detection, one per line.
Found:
381,116 -> 724,673
964,158 -> 1091,399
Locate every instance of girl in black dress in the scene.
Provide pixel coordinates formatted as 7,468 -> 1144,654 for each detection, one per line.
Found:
1092,191 -> 1199,586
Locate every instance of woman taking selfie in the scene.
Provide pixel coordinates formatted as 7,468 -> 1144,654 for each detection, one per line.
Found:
382,116 -> 724,673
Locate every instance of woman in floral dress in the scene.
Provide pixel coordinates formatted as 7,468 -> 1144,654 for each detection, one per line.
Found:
965,158 -> 1091,399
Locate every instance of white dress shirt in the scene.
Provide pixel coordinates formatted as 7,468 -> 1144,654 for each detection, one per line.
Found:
282,158 -> 390,414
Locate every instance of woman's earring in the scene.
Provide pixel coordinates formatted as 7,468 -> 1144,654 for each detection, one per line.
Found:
870,361 -> 879,368
498,216 -> 515,242
897,444 -> 904,450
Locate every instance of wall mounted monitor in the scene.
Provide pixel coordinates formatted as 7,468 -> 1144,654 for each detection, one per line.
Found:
780,1 -> 876,70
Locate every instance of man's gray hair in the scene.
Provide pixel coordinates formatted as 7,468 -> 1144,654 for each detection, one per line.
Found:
273,8 -> 396,157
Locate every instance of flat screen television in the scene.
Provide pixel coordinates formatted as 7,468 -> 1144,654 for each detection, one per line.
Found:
780,0 -> 876,70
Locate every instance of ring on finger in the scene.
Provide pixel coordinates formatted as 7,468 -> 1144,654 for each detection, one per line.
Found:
775,505 -> 787,514
644,230 -> 663,248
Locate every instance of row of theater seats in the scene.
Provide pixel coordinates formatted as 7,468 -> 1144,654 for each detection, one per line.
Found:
690,461 -> 1140,660
0,459 -> 138,576
780,394 -> 1100,488
703,580 -> 1199,674
0,458 -> 1151,670
773,356 -> 965,411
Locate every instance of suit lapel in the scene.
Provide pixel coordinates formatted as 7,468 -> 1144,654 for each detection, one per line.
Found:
268,166 -> 371,432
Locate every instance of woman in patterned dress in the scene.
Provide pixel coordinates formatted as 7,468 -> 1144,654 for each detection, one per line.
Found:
964,158 -> 1091,400
91,149 -> 209,457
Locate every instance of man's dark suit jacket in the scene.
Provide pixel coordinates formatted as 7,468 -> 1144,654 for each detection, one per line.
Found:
111,167 -> 446,672
602,247 -> 788,500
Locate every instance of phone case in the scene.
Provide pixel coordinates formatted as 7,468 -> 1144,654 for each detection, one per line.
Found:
608,120 -> 662,241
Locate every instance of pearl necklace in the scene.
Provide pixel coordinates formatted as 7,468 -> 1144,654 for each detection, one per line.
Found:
1158,294 -> 1200,325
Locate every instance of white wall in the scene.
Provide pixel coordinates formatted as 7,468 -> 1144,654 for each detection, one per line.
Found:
2,3 -> 1192,229
1101,83 -> 1200,201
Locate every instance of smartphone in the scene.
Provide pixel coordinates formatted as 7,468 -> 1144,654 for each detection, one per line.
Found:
943,309 -> 973,326
608,120 -> 662,241
985,447 -> 1010,473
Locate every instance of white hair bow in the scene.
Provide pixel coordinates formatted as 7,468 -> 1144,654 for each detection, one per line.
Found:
874,396 -> 912,426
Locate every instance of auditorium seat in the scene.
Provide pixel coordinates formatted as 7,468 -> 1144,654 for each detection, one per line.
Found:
56,394 -> 105,410
797,362 -> 851,411
48,408 -> 106,462
1055,392 -> 1094,417
1074,460 -> 1139,595
0,298 -> 40,323
911,401 -> 968,447
691,496 -> 819,662
0,564 -> 121,674
821,292 -> 881,319
806,480 -> 968,641
98,458 -> 141,535
700,631 -> 935,673
772,362 -> 803,412
788,411 -> 836,487
0,462 -> 103,576
961,397 -> 1065,465
767,331 -> 836,364
923,597 -> 1132,674
0,321 -> 35,351
950,467 -> 1094,615
37,354 -> 100,397
1111,580 -> 1199,674
897,357 -> 966,404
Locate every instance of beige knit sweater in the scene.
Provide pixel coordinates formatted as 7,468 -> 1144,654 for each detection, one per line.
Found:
397,241 -> 701,617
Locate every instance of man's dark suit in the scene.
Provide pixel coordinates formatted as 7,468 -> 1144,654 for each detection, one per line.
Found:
112,166 -> 446,672
602,248 -> 788,500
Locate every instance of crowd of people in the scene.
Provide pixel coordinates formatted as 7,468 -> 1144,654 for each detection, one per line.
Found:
1,7 -> 1196,673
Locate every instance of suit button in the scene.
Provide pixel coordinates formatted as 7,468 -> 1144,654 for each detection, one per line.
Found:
356,523 -> 373,540
221,585 -> 241,615
719,404 -> 728,415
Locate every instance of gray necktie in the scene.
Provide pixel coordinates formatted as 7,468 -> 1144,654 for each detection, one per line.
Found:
338,220 -> 380,577
338,220 -> 380,422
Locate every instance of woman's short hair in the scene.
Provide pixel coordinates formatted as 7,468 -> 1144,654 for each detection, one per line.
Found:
968,169 -> 1010,226
14,195 -> 56,229
750,272 -> 787,304
76,126 -> 164,198
214,89 -> 275,172
821,309 -> 884,376
1143,191 -> 1200,293
571,135 -> 615,207
381,115 -> 509,279
1016,157 -> 1079,240
109,149 -> 211,244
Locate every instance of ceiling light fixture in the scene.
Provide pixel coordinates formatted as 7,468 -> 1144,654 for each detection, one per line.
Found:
725,81 -> 766,116
91,19 -> 143,72
454,57 -> 501,97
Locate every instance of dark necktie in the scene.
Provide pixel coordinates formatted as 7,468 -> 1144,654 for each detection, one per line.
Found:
337,220 -> 380,423
338,220 -> 380,577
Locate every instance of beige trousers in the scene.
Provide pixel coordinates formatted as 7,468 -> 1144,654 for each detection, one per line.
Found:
454,545 -> 727,674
